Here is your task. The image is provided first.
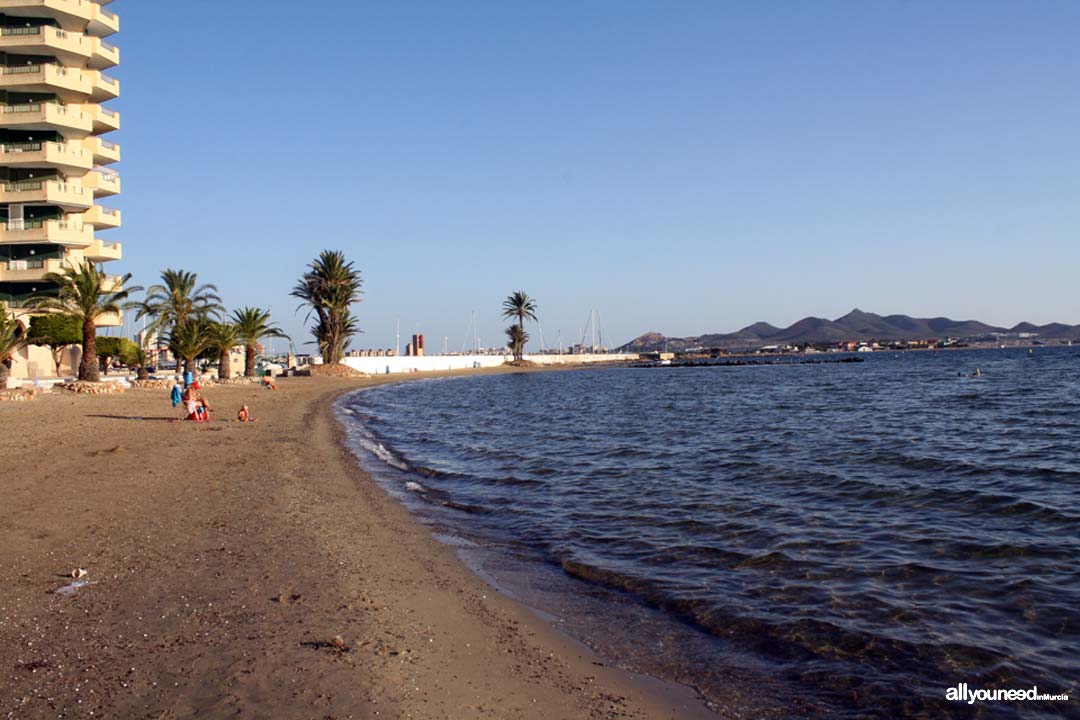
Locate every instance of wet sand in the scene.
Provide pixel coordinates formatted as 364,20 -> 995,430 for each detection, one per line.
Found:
0,370 -> 713,719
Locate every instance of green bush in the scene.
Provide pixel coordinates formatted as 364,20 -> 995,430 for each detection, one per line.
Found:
97,336 -> 140,367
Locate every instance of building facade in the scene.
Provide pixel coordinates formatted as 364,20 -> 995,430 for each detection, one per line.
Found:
0,0 -> 121,326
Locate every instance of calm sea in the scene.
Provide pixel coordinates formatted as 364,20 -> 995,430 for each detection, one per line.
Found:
336,348 -> 1079,719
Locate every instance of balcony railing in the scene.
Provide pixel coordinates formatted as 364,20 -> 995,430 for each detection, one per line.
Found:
0,26 -> 43,37
2,63 -> 44,75
2,140 -> 88,163
4,220 -> 83,232
2,102 -> 43,113
3,180 -> 85,195
0,101 -> 87,121
4,180 -> 47,192
2,141 -> 43,152
2,63 -> 79,82
4,258 -> 46,270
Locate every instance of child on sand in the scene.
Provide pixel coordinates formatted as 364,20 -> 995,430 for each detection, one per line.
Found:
237,405 -> 256,422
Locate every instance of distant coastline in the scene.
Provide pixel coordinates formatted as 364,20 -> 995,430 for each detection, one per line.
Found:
620,308 -> 1080,353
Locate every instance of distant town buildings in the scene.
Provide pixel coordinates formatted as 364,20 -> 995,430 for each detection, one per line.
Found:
405,333 -> 425,357
346,349 -> 399,358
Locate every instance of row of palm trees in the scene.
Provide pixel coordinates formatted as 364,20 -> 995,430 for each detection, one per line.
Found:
0,260 -> 288,384
1,251 -> 537,384
1,249 -> 364,385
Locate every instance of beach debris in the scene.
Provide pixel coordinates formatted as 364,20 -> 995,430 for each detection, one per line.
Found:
54,580 -> 93,597
71,568 -> 88,579
301,634 -> 351,653
89,446 -> 124,457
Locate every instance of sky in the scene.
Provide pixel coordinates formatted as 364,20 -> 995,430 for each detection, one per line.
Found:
108,1 -> 1079,350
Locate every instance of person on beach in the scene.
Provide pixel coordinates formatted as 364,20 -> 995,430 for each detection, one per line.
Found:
180,384 -> 211,422
194,388 -> 211,421
261,376 -> 278,390
185,394 -> 200,421
237,405 -> 256,422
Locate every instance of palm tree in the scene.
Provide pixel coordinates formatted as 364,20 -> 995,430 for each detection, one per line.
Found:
291,250 -> 362,365
167,320 -> 212,380
131,345 -> 150,381
0,306 -> 26,386
28,261 -> 140,382
133,269 -> 223,374
232,307 -> 289,377
207,322 -> 240,380
501,291 -> 537,361
505,324 -> 529,361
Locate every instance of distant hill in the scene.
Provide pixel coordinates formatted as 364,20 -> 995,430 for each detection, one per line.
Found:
618,309 -> 1080,352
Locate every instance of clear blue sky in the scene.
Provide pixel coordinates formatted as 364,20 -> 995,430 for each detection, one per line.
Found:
109,1 -> 1079,349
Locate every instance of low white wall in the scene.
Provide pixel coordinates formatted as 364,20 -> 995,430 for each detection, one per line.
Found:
340,353 -> 637,376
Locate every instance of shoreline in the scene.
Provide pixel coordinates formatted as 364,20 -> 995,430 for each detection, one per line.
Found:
0,368 -> 715,719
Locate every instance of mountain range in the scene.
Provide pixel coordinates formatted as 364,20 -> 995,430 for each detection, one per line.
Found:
618,309 -> 1080,352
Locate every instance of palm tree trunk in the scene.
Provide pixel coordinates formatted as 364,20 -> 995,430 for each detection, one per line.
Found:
327,313 -> 340,365
80,318 -> 99,382
517,317 -> 524,361
245,344 -> 257,377
51,346 -> 64,374
0,358 -> 10,386
219,350 -> 231,380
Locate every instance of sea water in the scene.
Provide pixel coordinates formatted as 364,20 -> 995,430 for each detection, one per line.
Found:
337,347 -> 1079,719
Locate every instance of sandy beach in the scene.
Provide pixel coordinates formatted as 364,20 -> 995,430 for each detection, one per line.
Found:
0,371 -> 711,719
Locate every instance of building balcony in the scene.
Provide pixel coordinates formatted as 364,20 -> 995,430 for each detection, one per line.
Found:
87,69 -> 119,101
88,36 -> 118,69
81,204 -> 120,229
82,136 -> 119,164
0,179 -> 93,209
84,237 -> 121,260
0,256 -> 64,282
89,3 -> 119,38
86,103 -> 119,133
1,139 -> 93,172
0,24 -> 94,66
100,273 -> 122,294
0,101 -> 92,137
0,219 -> 93,246
95,309 -> 120,326
0,62 -> 92,100
82,168 -> 119,197
0,1 -> 119,37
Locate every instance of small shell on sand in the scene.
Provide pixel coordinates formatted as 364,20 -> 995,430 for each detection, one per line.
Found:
71,568 -> 88,579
